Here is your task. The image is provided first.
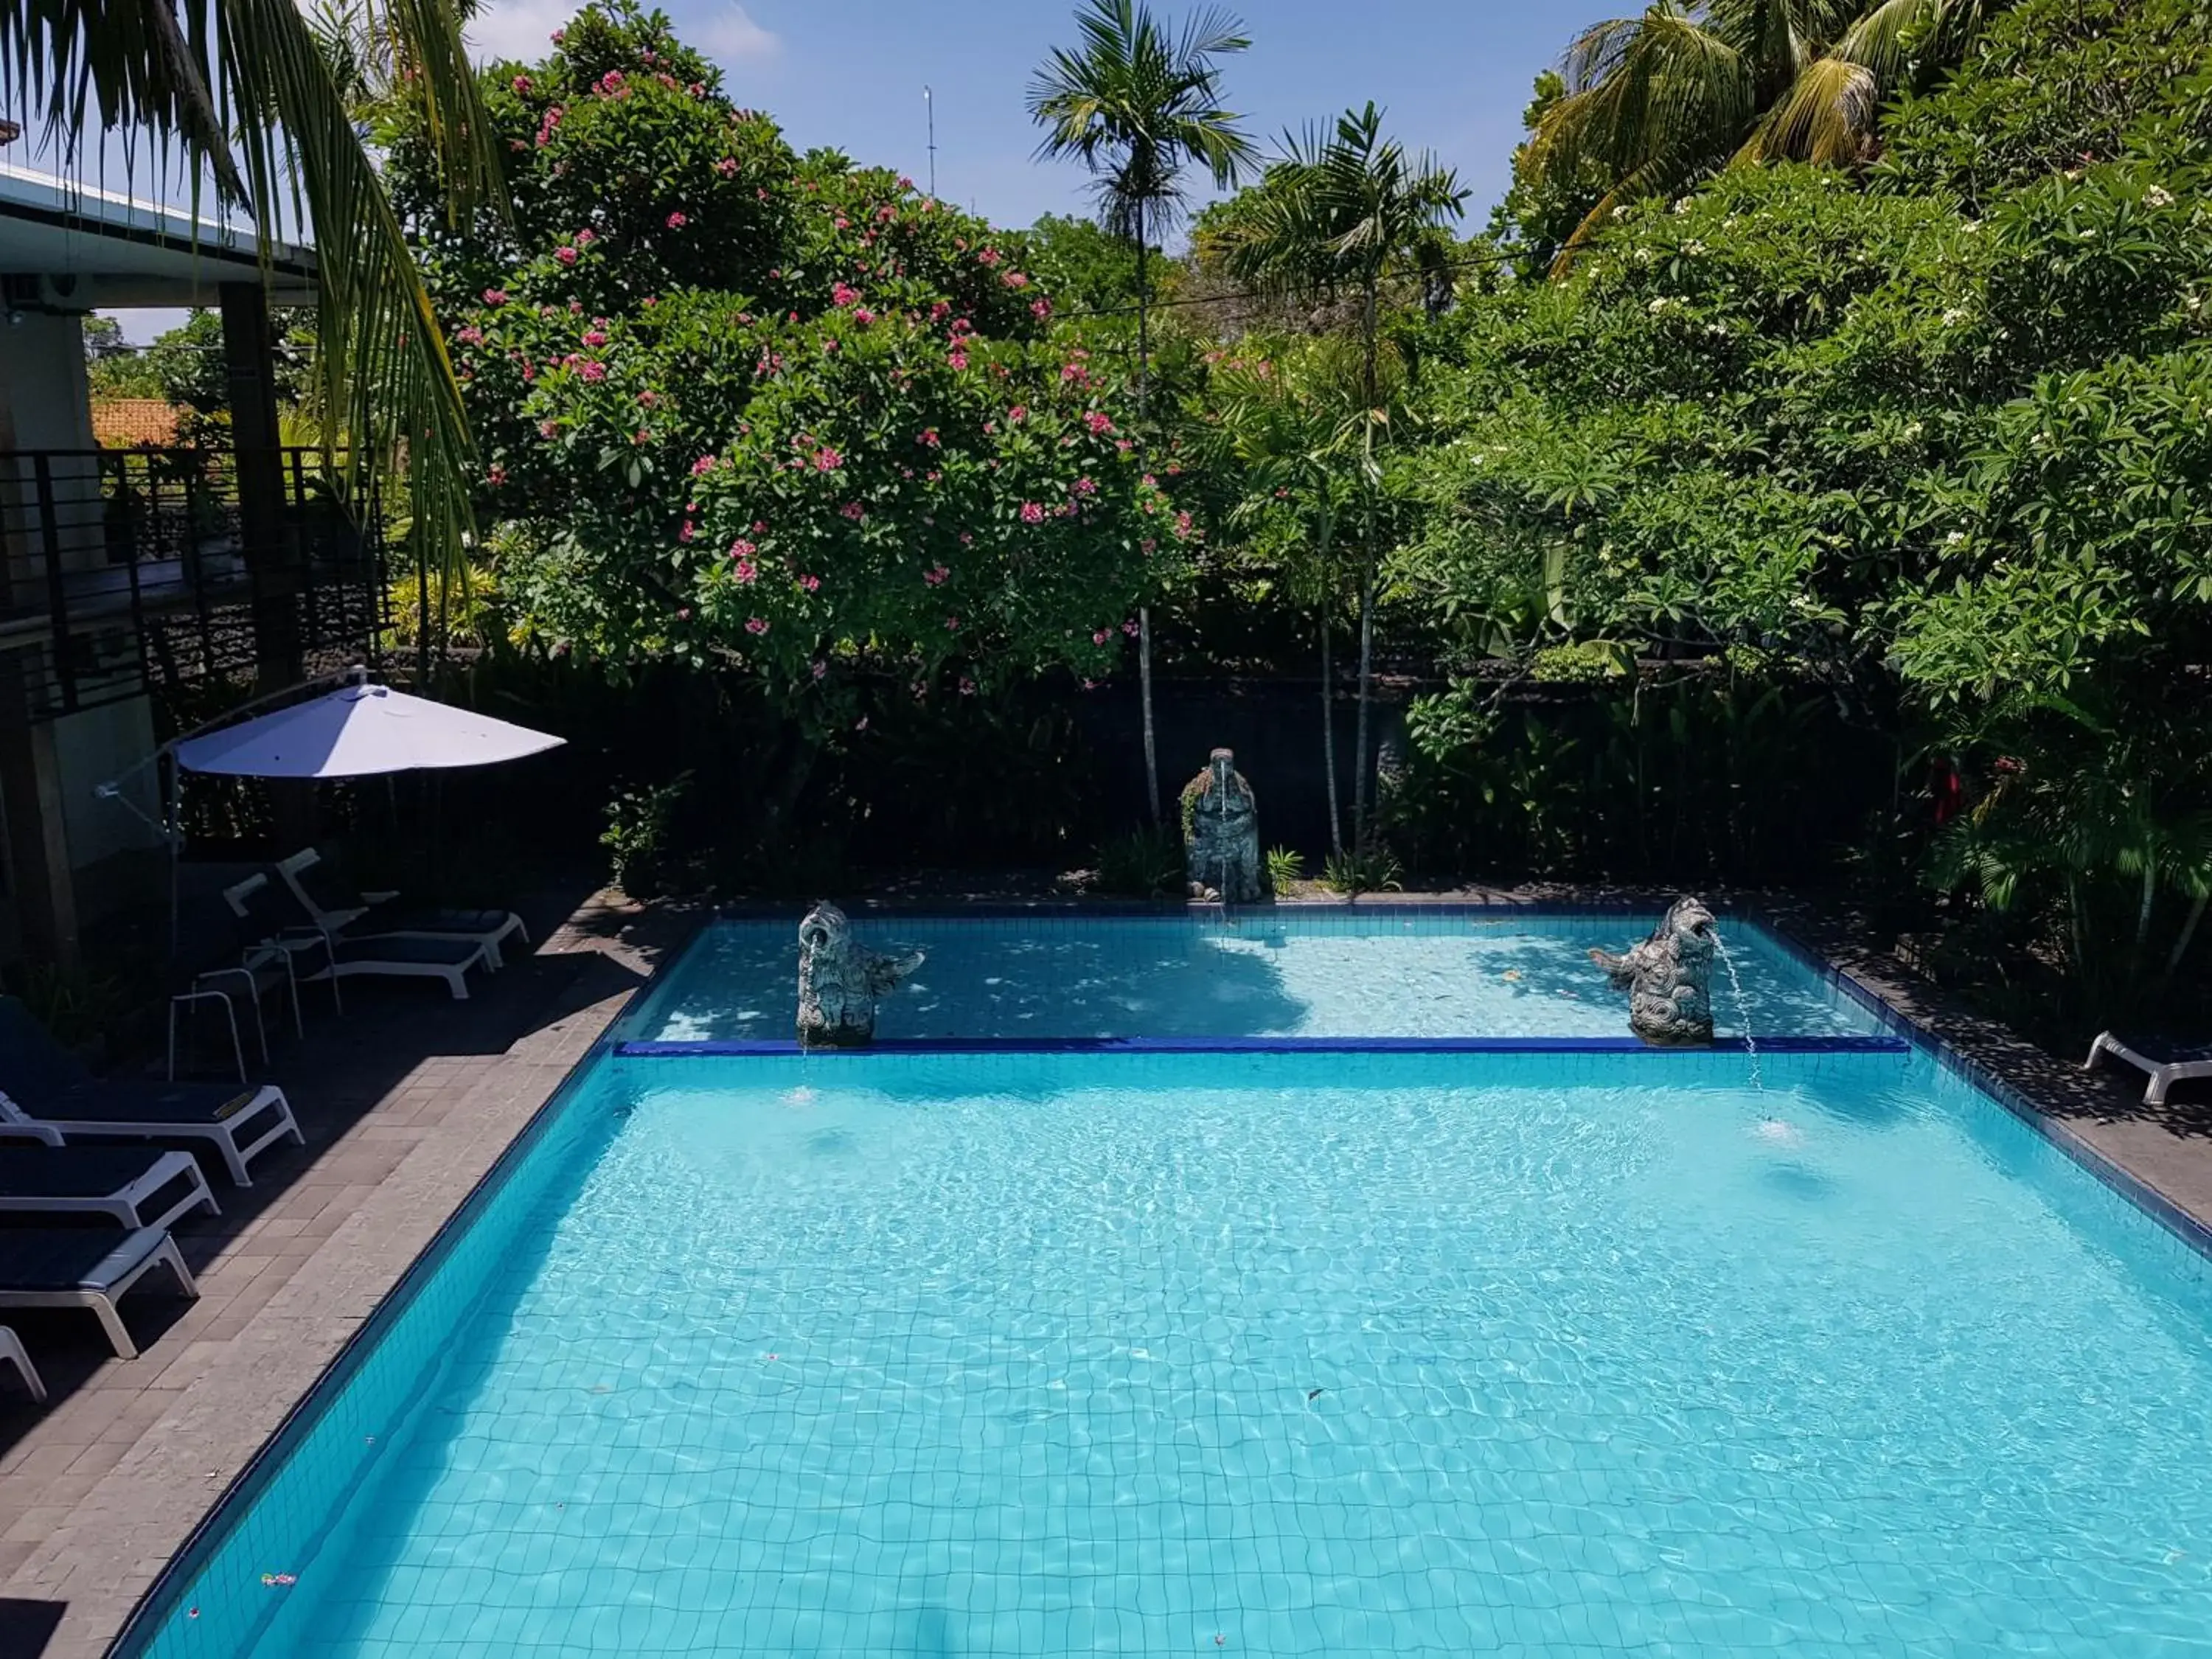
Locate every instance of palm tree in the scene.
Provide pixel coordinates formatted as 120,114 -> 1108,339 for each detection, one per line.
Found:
1526,0 -> 1990,265
1,0 -> 500,599
1219,103 -> 1465,844
1029,0 -> 1256,829
1208,335 -> 1373,855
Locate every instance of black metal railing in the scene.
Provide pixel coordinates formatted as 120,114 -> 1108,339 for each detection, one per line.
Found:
0,446 -> 390,721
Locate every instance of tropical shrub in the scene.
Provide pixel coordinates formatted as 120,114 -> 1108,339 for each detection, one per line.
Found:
380,2 -> 1184,724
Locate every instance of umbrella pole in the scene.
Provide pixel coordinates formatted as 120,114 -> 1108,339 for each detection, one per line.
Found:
165,751 -> 182,964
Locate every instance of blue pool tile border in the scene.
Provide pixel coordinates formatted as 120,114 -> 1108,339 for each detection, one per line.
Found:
616,1033 -> 1911,1057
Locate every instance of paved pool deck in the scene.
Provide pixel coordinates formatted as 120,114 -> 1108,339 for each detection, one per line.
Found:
0,886 -> 2205,1659
0,886 -> 695,1659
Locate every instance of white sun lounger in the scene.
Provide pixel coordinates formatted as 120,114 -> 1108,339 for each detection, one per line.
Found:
0,1227 -> 200,1359
229,873 -> 491,1002
0,1146 -> 220,1232
0,1324 -> 45,1402
276,848 -> 529,970
2084,1032 -> 2212,1105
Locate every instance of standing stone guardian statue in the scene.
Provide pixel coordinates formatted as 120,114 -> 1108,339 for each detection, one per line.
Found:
796,901 -> 924,1049
1182,748 -> 1261,903
1589,897 -> 1719,1046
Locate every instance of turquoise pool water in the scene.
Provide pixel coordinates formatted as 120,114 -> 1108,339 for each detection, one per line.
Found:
629,911 -> 1882,1042
128,924 -> 2212,1658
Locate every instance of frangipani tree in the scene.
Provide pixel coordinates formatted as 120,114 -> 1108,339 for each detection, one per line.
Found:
384,5 -> 1178,741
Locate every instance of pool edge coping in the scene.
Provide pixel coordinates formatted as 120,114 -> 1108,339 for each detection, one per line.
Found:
100,898 -> 2212,1658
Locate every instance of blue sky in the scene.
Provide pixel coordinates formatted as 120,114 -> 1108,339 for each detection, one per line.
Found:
107,0 -> 1614,342
472,0 -> 1614,229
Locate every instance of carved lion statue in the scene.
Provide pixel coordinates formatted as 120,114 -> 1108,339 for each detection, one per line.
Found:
1589,897 -> 1718,1046
796,901 -> 924,1049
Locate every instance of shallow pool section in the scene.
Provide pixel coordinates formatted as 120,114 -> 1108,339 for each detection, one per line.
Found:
626,909 -> 1882,1043
132,1043 -> 2212,1658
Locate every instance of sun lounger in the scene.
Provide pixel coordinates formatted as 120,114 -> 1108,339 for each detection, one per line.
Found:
0,1227 -> 198,1359
229,873 -> 490,1003
0,1324 -> 45,1402
0,998 -> 303,1185
2084,1032 -> 2212,1105
0,1146 -> 219,1231
316,933 -> 489,1000
277,847 -> 529,970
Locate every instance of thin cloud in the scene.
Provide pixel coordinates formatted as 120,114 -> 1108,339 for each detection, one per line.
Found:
700,4 -> 782,65
467,0 -> 572,63
467,1 -> 782,67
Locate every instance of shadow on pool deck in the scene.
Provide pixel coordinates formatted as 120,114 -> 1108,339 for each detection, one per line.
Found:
0,882 -> 699,1659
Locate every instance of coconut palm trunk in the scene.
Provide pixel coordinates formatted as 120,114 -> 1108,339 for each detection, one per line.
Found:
1028,0 -> 1255,834
1320,605 -> 1342,855
1352,274 -> 1380,846
1134,198 -> 1162,827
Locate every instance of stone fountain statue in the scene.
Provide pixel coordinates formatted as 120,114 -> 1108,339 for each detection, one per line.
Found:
1181,748 -> 1261,903
1589,897 -> 1718,1046
796,901 -> 924,1049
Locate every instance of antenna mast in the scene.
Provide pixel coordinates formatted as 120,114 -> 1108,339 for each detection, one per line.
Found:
925,85 -> 937,197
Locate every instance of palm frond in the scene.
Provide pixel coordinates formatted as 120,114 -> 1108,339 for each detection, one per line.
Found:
1742,52 -> 1879,164
1527,5 -> 1755,193
1,0 -> 501,597
1028,0 -> 1254,234
1835,0 -> 1984,86
0,0 -> 244,199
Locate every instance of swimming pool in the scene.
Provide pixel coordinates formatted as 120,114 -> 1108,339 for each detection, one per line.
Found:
122,913 -> 2212,1658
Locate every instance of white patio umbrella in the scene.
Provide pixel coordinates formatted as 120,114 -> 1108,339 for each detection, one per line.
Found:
174,681 -> 563,778
100,674 -> 567,960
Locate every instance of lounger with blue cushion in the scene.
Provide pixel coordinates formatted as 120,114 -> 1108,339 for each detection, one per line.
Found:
0,1227 -> 199,1359
278,848 -> 529,970
0,997 -> 302,1185
2084,1032 -> 2212,1105
0,1146 -> 219,1231
0,1324 -> 45,1402
229,874 -> 491,1004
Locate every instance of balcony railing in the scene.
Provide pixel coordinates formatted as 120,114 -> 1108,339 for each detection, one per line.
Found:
0,446 -> 392,722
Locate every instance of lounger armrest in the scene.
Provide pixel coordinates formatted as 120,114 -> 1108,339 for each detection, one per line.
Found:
362,889 -> 400,905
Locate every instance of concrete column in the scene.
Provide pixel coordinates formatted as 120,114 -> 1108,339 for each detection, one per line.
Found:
0,721 -> 80,970
219,282 -> 300,688
220,284 -> 316,850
